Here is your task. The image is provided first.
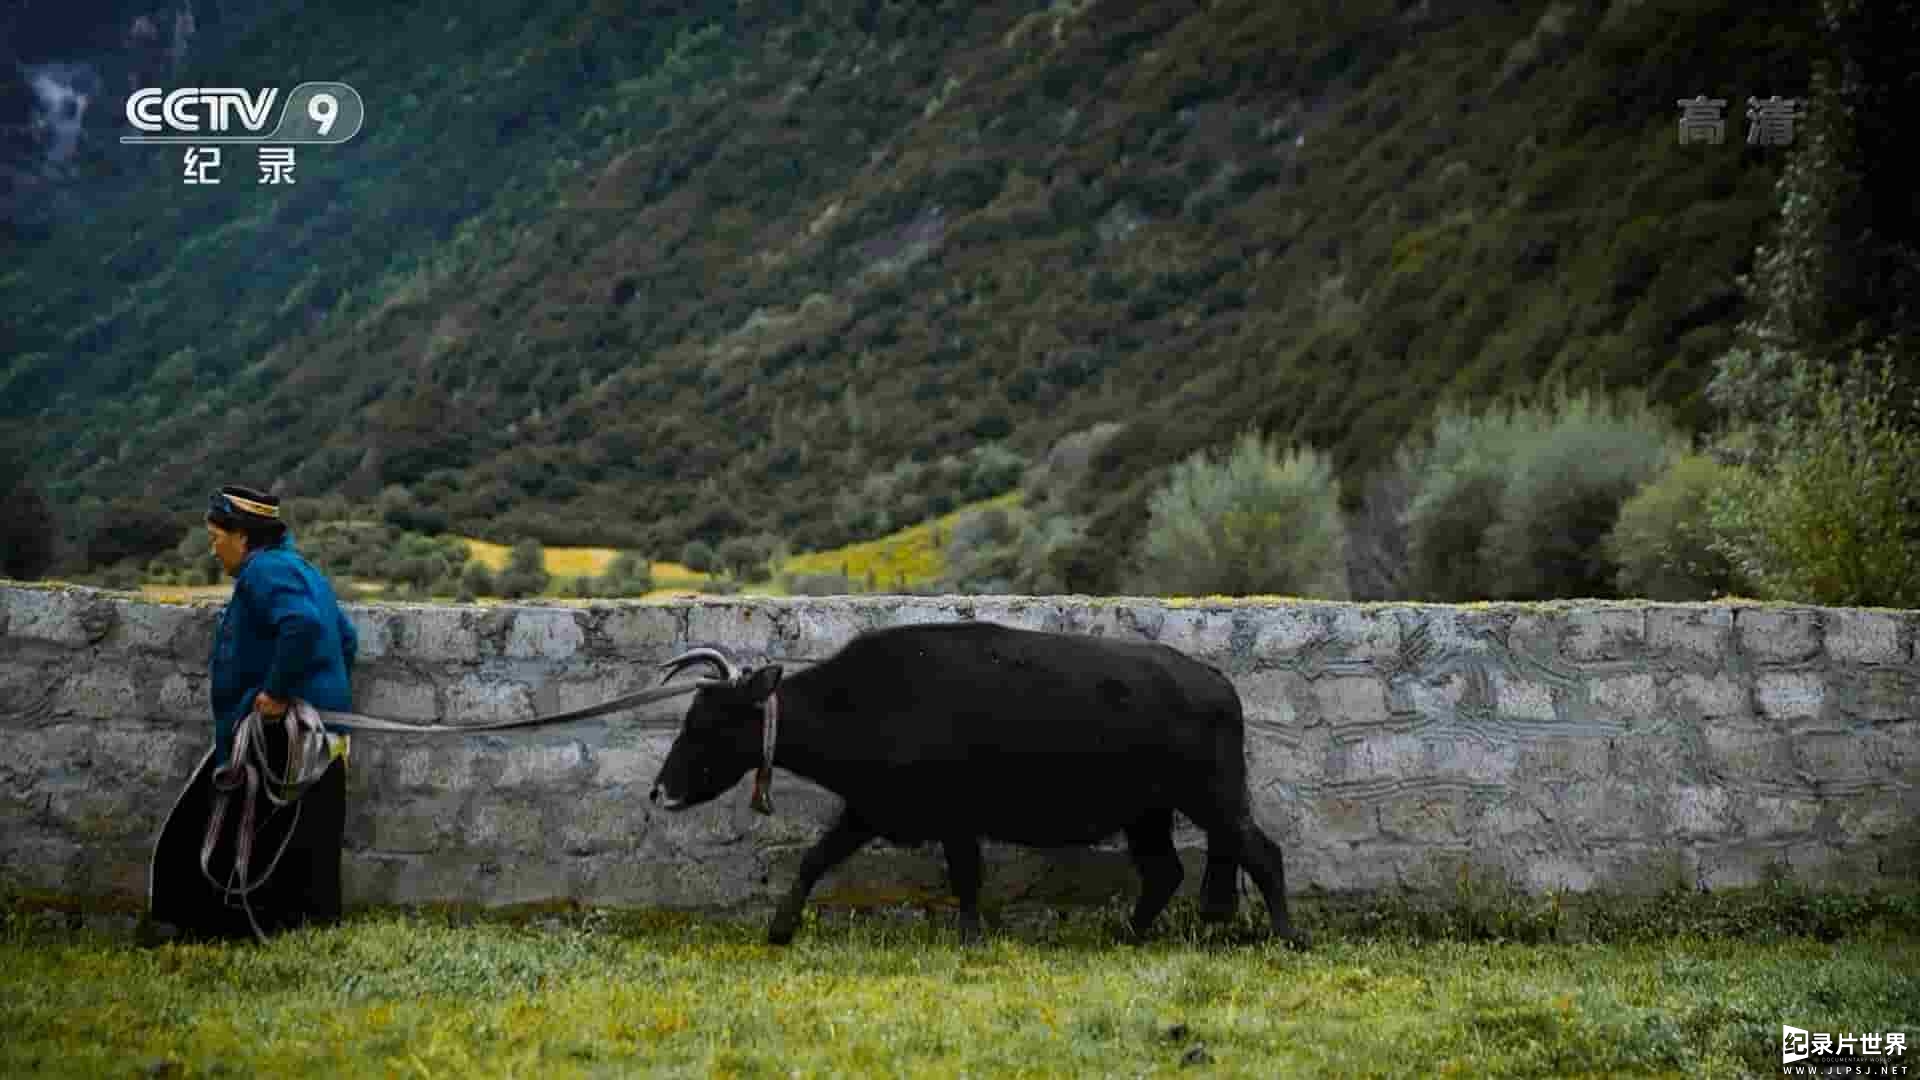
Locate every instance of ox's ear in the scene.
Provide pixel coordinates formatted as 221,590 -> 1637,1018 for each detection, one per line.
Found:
741,664 -> 782,703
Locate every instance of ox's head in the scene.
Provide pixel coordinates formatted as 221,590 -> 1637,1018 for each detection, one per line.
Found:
648,646 -> 783,812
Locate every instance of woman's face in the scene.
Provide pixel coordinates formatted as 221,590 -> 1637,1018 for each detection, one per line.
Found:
207,522 -> 248,577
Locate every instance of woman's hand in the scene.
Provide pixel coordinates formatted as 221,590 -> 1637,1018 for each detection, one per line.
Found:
254,691 -> 289,717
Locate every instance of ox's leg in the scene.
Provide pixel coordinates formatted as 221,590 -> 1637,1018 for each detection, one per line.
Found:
1199,847 -> 1240,924
1232,817 -> 1309,950
942,836 -> 985,945
1122,809 -> 1184,939
768,809 -> 875,946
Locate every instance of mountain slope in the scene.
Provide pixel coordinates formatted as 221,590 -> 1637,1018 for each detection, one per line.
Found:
2,0 -> 1818,584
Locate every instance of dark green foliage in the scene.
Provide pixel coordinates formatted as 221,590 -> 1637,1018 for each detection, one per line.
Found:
0,442 -> 56,581
83,499 -> 188,570
1606,453 -> 1748,600
597,551 -> 654,597
496,539 -> 551,599
680,541 -> 716,574
460,560 -> 496,599
715,534 -> 780,583
1130,433 -> 1349,598
1708,357 -> 1920,606
1403,392 -> 1684,601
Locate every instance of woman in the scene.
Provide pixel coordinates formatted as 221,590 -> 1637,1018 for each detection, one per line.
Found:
144,485 -> 359,943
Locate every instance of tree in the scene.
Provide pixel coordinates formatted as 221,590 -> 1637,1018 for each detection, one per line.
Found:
1709,0 -> 1920,430
496,538 -> 550,598
1130,432 -> 1349,599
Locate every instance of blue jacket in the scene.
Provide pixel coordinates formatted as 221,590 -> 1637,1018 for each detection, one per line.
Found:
208,533 -> 358,766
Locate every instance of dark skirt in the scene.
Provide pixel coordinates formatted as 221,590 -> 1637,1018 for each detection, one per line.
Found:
148,719 -> 346,942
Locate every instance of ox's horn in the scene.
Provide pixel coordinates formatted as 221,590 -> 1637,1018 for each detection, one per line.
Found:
658,646 -> 742,686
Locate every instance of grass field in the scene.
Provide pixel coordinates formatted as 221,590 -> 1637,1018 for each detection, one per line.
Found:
2,892 -> 1914,1078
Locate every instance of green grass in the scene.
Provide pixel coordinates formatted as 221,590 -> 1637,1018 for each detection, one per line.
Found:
3,891 -> 1915,1078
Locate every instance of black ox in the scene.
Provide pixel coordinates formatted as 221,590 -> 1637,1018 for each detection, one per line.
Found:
647,620 -> 1306,948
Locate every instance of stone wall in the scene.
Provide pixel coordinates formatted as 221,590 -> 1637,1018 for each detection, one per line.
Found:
2,584 -> 1916,914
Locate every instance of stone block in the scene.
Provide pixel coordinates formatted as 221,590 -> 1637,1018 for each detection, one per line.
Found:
108,602 -> 210,659
965,599 -> 1060,634
597,604 -> 683,659
506,608 -> 586,661
1237,670 -> 1311,732
553,787 -> 651,856
1701,725 -> 1796,781
1311,675 -> 1391,729
156,673 -> 206,721
1696,841 -> 1788,891
1421,608 -> 1509,659
1549,780 -> 1661,841
1667,673 -> 1749,719
1589,673 -> 1657,722
1735,793 -> 1824,839
1836,669 -> 1919,723
381,744 -> 481,793
1565,607 -> 1646,661
1520,855 -> 1597,894
1425,738 -> 1518,783
687,602 -> 785,659
1249,607 -> 1326,664
352,676 -> 439,722
1648,607 -> 1732,663
1737,608 -> 1821,663
392,607 -> 483,663
1506,612 -> 1561,665
1518,737 -> 1612,782
788,603 -> 869,660
1825,610 -> 1903,665
1754,671 -> 1825,720
5,589 -> 94,647
342,605 -> 397,661
590,743 -> 666,787
1376,790 -> 1469,842
1666,784 -> 1733,837
51,667 -> 142,719
1152,607 -> 1237,664
496,740 -> 590,788
1398,671 -> 1473,721
1795,731 -> 1906,787
1246,728 -> 1318,787
1333,733 -> 1425,783
1324,607 -> 1401,664
1491,671 -> 1557,722
369,804 -> 458,853
464,800 -> 548,853
442,675 -> 536,725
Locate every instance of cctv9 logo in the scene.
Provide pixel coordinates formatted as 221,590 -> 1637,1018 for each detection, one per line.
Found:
122,82 -> 364,144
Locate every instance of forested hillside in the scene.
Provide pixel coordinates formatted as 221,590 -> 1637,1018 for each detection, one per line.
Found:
0,0 -> 1858,591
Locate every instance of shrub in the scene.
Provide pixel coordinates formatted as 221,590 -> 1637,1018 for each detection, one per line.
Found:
680,540 -> 716,574
1403,391 -> 1683,601
1480,391 -> 1683,600
716,534 -> 779,582
460,560 -> 495,598
496,538 -> 549,598
1129,432 -> 1349,599
598,551 -> 654,597
1707,357 -> 1920,606
941,505 -> 1022,593
1606,453 -> 1747,600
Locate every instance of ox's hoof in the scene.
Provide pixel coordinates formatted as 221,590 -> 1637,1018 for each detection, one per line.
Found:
956,916 -> 984,947
1278,927 -> 1313,952
767,915 -> 800,946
